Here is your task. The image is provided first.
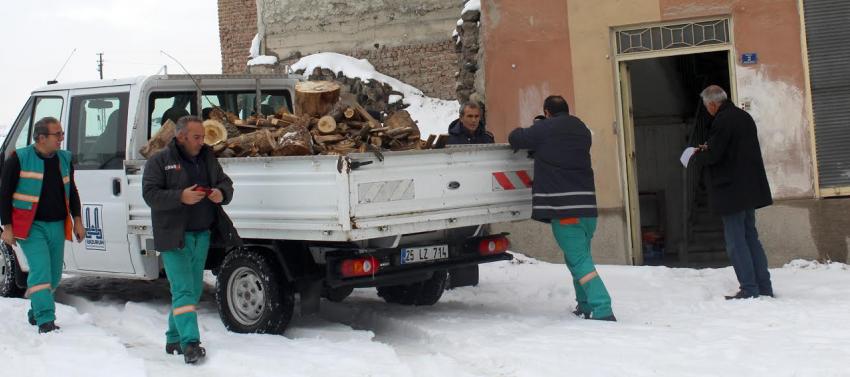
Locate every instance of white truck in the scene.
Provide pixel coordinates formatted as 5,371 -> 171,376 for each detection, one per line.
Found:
0,74 -> 533,333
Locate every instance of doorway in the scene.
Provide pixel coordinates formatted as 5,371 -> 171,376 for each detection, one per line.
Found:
620,50 -> 733,267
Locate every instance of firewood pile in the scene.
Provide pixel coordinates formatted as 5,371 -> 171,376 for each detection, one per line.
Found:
141,81 -> 441,159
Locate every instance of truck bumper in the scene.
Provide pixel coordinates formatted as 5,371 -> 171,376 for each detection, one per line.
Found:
326,253 -> 512,289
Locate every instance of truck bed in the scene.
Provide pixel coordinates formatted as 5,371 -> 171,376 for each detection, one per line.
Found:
125,144 -> 532,242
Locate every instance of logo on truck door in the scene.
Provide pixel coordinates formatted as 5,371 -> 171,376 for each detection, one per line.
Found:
83,204 -> 106,251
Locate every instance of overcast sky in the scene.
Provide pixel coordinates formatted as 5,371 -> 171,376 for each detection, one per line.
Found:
0,0 -> 223,128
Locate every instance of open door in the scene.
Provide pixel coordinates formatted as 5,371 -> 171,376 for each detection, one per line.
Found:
618,62 -> 643,266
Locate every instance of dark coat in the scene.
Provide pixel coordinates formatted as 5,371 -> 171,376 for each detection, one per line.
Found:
142,139 -> 242,251
691,101 -> 773,215
508,112 -> 598,222
447,119 -> 495,145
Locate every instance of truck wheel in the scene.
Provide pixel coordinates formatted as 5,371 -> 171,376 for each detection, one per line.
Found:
323,287 -> 354,303
216,248 -> 294,334
0,243 -> 25,298
377,270 -> 448,306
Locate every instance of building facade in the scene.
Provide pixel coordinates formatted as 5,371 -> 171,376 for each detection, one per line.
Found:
485,0 -> 850,266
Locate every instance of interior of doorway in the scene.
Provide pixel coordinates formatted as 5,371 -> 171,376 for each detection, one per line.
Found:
625,50 -> 732,268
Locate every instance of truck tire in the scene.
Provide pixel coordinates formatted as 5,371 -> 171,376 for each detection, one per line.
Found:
377,270 -> 448,306
216,248 -> 294,334
0,243 -> 26,298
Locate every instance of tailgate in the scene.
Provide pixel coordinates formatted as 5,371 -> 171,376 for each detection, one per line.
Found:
347,145 -> 532,234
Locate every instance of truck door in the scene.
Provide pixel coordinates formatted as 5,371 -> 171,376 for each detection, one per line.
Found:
1,92 -> 70,271
66,88 -> 134,273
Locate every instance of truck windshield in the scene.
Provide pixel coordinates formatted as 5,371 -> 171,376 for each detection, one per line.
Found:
200,91 -> 292,120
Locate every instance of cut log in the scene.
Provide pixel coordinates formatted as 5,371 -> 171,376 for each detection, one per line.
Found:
317,116 -> 338,134
422,134 -> 437,149
314,134 -> 346,144
344,107 -> 356,120
226,129 -> 276,157
272,125 -> 313,156
432,134 -> 449,149
386,127 -> 414,139
295,81 -> 341,117
384,110 -> 416,130
140,119 -> 176,158
203,119 -> 228,146
224,122 -> 242,138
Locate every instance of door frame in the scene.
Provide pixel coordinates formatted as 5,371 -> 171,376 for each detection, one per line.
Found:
612,20 -> 738,265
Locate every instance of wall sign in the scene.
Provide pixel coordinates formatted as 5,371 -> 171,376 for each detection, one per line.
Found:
741,53 -> 758,65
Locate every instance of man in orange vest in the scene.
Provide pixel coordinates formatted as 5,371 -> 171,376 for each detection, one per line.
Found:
0,117 -> 85,333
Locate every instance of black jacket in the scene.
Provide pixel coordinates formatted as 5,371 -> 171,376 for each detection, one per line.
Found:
142,139 -> 242,251
447,119 -> 495,145
691,101 -> 773,215
508,113 -> 598,222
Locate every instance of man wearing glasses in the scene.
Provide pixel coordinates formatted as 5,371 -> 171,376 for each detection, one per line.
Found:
0,116 -> 85,333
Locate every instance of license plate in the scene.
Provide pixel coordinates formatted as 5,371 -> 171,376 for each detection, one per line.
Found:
400,244 -> 449,265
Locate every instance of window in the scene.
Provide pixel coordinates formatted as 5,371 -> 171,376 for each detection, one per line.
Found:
200,90 -> 292,121
148,92 -> 197,137
3,96 -> 64,158
616,19 -> 730,55
69,93 -> 129,170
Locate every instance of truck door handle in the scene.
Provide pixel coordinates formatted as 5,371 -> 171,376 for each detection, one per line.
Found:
448,181 -> 460,190
112,178 -> 121,196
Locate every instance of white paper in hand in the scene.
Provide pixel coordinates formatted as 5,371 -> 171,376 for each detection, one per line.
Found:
680,147 -> 697,168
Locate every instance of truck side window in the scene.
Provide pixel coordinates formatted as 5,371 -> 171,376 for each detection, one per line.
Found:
68,93 -> 129,170
149,92 -> 197,137
3,96 -> 64,158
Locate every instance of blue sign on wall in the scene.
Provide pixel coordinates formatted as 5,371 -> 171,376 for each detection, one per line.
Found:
741,53 -> 758,65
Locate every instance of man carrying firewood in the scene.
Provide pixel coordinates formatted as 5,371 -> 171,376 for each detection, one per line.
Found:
447,101 -> 495,145
508,95 -> 616,322
142,115 -> 242,364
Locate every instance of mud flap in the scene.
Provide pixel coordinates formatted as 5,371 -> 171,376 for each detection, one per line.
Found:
447,265 -> 479,289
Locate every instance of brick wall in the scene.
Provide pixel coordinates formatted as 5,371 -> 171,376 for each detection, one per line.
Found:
218,0 -> 257,74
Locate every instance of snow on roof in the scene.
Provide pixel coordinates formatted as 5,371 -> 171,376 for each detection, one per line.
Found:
462,0 -> 481,15
249,33 -> 261,58
291,52 -> 458,137
247,55 -> 278,66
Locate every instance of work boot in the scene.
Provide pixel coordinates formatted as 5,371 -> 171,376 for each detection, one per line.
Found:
572,306 -> 590,319
592,314 -> 617,322
38,321 -> 60,334
724,291 -> 759,300
165,342 -> 183,355
183,342 -> 206,364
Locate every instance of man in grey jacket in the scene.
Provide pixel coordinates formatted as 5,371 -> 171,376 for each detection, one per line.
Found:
508,96 -> 615,321
142,115 -> 241,364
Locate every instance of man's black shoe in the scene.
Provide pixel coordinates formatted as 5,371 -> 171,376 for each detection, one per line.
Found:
165,342 -> 183,355
724,291 -> 759,300
592,314 -> 617,322
572,306 -> 590,319
183,342 -> 206,364
38,321 -> 60,334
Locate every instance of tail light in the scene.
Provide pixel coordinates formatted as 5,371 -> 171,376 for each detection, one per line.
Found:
478,236 -> 510,256
340,256 -> 379,278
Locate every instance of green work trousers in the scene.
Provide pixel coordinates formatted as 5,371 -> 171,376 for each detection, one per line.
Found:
551,217 -> 613,319
161,231 -> 210,349
19,220 -> 66,326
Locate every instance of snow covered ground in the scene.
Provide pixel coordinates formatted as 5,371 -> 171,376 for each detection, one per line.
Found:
2,254 -> 849,377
